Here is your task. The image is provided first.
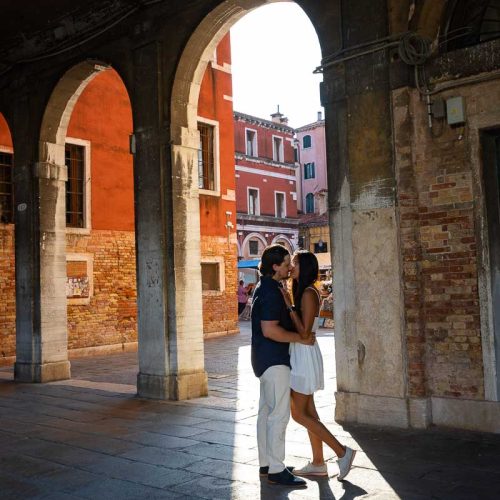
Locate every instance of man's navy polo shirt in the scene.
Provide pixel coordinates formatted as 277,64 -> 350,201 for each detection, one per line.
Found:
251,276 -> 294,377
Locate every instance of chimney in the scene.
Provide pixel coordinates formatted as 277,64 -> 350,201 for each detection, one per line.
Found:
271,105 -> 286,123
317,111 -> 323,121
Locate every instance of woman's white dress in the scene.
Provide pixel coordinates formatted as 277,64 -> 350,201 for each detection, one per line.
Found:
289,288 -> 325,395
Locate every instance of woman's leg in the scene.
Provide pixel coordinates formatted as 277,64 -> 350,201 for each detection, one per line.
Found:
291,389 -> 345,458
306,395 -> 326,465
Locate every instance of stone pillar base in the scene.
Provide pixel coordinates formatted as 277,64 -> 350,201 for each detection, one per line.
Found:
14,361 -> 71,383
335,390 -> 410,428
137,370 -> 208,400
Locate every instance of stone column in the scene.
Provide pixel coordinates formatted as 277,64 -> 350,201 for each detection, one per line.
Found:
133,42 -> 207,400
325,0 -> 409,427
14,131 -> 70,382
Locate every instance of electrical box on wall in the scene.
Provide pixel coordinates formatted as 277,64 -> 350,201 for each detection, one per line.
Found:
446,96 -> 466,125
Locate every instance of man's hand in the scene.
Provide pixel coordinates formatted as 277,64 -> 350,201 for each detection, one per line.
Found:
297,333 -> 315,346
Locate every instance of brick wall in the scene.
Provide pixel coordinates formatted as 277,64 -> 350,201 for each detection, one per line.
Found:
66,230 -> 137,349
393,85 -> 489,400
0,225 -> 15,363
200,236 -> 239,337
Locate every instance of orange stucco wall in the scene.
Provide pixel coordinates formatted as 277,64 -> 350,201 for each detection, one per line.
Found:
0,113 -> 13,148
67,70 -> 134,231
198,33 -> 237,237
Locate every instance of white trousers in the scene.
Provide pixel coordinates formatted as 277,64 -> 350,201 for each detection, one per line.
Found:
257,365 -> 291,474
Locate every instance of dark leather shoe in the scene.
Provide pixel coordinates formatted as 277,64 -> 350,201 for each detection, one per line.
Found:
259,465 -> 294,477
268,468 -> 306,486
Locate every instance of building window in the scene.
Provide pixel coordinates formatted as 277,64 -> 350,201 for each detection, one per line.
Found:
201,262 -> 220,291
198,122 -> 215,191
249,239 -> 259,256
0,151 -> 14,223
275,192 -> 286,218
303,135 -> 312,149
314,240 -> 328,253
248,188 -> 260,215
273,136 -> 284,162
304,162 -> 315,179
246,129 -> 257,157
65,143 -> 85,228
306,193 -> 314,214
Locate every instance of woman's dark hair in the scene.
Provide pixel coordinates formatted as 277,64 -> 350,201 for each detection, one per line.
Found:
292,250 -> 319,311
259,244 -> 290,277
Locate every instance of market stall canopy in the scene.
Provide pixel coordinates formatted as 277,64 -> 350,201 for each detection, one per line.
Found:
237,259 -> 260,269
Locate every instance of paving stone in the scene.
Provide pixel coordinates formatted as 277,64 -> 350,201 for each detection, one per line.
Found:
80,454 -> 200,488
70,477 -> 188,499
123,431 -> 201,449
177,442 -> 257,464
118,446 -> 205,468
1,323 -> 500,498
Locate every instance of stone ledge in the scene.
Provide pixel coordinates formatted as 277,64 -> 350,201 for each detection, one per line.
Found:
431,397 -> 500,433
14,360 -> 71,382
137,370 -> 208,400
336,391 -> 500,433
335,391 -> 409,428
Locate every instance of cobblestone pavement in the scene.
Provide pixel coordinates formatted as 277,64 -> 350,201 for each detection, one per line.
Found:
1,322 -> 500,499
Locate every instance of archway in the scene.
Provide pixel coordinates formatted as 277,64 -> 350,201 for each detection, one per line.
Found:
14,60 -> 135,383
0,112 -> 15,367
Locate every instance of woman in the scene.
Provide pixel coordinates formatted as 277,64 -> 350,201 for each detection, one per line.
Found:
280,250 -> 355,480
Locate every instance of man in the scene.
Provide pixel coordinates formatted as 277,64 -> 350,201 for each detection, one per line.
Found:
237,280 -> 248,315
251,244 -> 314,487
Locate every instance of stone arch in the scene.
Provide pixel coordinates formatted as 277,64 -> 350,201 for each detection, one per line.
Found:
241,232 -> 268,259
14,60 -> 132,383
0,112 -> 15,364
168,0 -> 320,396
272,234 -> 295,253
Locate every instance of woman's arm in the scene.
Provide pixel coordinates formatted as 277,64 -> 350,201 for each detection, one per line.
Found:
280,287 -> 319,339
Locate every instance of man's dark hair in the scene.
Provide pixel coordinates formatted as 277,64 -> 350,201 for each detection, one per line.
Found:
259,244 -> 290,277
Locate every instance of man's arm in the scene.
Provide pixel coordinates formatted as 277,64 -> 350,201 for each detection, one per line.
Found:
261,320 -> 315,345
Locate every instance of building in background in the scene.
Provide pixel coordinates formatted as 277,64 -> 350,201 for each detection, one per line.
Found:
295,111 -> 331,274
0,34 -> 237,364
234,110 -> 299,274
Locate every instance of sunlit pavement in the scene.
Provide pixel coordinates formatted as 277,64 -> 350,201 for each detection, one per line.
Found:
1,322 -> 500,499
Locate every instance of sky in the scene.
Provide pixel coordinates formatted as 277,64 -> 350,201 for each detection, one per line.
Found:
230,3 -> 323,129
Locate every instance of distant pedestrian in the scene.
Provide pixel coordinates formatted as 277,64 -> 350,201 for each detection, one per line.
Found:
280,250 -> 356,481
251,244 -> 314,487
237,280 -> 248,315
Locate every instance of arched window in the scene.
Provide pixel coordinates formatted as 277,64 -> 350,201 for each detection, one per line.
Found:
303,134 -> 312,149
306,193 -> 314,214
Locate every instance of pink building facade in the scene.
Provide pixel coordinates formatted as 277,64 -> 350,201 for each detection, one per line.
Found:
295,112 -> 327,216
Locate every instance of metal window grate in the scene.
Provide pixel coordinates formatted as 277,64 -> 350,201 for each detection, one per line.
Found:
65,143 -> 85,228
198,123 -> 215,190
0,152 -> 14,223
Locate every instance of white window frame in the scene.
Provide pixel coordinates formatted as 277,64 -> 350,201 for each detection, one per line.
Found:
247,186 -> 260,216
201,256 -> 225,295
272,135 -> 284,162
65,137 -> 91,234
197,116 -> 220,196
274,191 -> 286,218
245,127 -> 258,157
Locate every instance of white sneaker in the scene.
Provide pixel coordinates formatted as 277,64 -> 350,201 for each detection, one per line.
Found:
337,447 -> 356,480
294,461 -> 328,477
